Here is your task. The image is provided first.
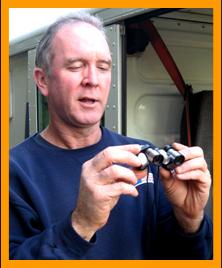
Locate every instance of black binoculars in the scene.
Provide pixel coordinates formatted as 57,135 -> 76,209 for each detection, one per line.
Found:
137,144 -> 185,170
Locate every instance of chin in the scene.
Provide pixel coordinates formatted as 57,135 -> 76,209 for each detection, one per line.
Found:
70,111 -> 103,128
77,118 -> 101,128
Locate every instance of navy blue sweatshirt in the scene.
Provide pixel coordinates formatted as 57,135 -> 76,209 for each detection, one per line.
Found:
10,127 -> 212,259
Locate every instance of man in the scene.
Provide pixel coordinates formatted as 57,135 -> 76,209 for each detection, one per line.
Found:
10,12 -> 212,259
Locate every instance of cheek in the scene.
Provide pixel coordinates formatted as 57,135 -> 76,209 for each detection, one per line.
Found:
48,77 -> 73,105
52,74 -> 80,99
51,68 -> 82,86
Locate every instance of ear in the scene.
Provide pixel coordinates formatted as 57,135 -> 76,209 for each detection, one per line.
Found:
33,67 -> 49,97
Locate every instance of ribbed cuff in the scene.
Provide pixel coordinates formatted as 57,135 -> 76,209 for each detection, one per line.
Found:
53,212 -> 96,258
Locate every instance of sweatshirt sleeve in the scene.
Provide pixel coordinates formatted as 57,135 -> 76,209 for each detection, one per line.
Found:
153,181 -> 213,260
9,158 -> 96,260
155,213 -> 213,259
10,189 -> 96,260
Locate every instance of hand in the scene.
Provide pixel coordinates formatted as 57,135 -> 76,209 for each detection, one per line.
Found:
71,144 -> 146,241
160,143 -> 211,233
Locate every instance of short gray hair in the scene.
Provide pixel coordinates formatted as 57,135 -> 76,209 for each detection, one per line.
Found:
35,12 -> 106,75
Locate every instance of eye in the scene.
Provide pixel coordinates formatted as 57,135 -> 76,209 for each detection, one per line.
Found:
97,62 -> 111,72
66,60 -> 85,72
68,63 -> 84,71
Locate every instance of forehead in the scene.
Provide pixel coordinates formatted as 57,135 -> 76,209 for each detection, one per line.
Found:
52,22 -> 111,59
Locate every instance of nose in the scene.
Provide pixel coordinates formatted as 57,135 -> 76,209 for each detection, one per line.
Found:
82,65 -> 99,87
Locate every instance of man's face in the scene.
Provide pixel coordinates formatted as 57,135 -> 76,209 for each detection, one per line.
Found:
45,22 -> 112,129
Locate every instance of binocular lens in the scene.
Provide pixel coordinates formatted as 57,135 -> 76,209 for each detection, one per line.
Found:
145,148 -> 163,166
152,154 -> 164,165
173,155 -> 185,166
164,145 -> 185,167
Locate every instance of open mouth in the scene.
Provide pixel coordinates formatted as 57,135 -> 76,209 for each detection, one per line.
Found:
79,97 -> 97,104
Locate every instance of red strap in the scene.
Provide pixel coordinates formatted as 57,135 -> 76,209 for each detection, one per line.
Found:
133,20 -> 192,146
140,20 -> 187,97
184,87 -> 192,147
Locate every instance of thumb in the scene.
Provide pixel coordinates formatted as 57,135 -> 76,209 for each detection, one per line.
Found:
159,167 -> 175,190
159,167 -> 172,181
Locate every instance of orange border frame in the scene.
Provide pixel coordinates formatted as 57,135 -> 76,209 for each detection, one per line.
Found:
1,1 -> 221,268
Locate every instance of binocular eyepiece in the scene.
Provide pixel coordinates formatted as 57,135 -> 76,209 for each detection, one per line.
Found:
137,144 -> 185,170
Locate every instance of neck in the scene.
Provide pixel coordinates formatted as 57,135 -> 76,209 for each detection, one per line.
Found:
40,123 -> 102,149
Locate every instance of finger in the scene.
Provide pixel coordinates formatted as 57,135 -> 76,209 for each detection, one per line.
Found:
173,144 -> 205,162
104,181 -> 139,198
174,169 -> 211,185
172,142 -> 188,151
99,164 -> 138,185
90,144 -> 142,172
175,157 -> 208,174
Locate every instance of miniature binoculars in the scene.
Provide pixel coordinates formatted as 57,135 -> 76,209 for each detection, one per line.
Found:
137,144 -> 185,170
